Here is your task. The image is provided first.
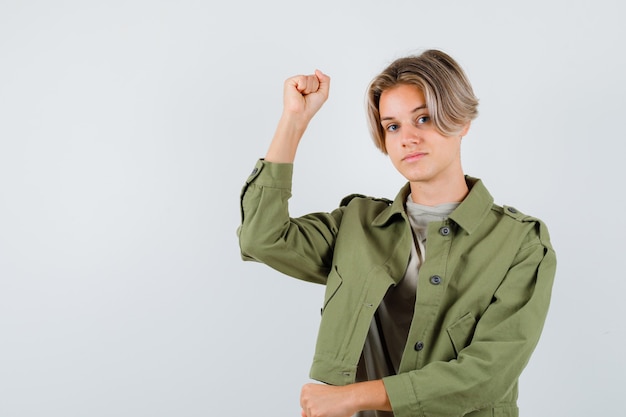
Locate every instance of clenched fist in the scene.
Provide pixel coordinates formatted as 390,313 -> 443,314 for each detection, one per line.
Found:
282,70 -> 331,123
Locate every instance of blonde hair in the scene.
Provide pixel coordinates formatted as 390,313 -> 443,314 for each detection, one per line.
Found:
366,49 -> 479,153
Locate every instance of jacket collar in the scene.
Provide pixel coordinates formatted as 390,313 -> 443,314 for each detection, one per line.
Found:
372,176 -> 494,234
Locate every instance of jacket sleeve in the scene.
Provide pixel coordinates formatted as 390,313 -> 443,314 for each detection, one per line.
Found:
237,159 -> 344,285
383,220 -> 557,417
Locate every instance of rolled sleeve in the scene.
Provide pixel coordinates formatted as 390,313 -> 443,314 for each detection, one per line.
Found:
237,159 -> 341,284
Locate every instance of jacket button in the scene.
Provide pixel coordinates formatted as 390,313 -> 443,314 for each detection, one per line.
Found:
430,275 -> 442,285
251,167 -> 259,175
508,207 -> 518,213
414,341 -> 424,351
439,226 -> 451,236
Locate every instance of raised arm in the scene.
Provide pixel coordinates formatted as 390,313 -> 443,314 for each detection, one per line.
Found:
238,69 -> 339,284
265,70 -> 330,163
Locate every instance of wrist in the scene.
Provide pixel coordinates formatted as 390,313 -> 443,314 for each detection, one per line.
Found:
265,114 -> 308,163
349,380 -> 392,413
277,111 -> 310,135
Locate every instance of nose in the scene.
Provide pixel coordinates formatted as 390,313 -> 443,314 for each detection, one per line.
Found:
400,124 -> 420,146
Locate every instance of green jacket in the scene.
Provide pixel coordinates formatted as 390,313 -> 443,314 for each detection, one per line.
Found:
238,160 -> 556,417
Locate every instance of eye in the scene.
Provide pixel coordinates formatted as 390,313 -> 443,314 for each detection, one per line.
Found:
385,123 -> 399,132
416,116 -> 430,125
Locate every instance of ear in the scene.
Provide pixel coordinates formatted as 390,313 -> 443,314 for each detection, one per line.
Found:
460,121 -> 471,137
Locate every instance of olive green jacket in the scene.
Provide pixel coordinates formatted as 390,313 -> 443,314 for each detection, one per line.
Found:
238,160 -> 556,417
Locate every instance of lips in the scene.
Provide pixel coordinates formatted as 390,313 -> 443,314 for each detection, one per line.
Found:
403,152 -> 426,162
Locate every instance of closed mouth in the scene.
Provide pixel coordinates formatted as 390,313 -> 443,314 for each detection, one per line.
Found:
403,152 -> 426,161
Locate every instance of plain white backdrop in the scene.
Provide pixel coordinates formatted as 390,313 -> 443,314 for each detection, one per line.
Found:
1,1 -> 624,416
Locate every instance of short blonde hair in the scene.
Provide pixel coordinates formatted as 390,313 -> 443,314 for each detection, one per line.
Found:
366,49 -> 479,153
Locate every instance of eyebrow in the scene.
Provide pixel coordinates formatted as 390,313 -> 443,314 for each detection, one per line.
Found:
380,104 -> 428,121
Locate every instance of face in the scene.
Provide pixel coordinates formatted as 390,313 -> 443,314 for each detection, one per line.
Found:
379,84 -> 469,188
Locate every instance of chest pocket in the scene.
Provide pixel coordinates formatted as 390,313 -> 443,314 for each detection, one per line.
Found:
446,312 -> 477,357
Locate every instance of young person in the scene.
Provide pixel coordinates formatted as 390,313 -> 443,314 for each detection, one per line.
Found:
237,49 -> 556,417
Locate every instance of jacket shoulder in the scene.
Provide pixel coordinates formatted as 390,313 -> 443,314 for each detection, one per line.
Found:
498,204 -> 554,249
340,193 -> 393,207
500,205 -> 549,230
500,205 -> 537,222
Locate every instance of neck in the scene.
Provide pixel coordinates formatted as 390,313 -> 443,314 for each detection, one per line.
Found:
409,174 -> 469,206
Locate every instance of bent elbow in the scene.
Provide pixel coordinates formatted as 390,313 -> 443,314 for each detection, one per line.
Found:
237,224 -> 259,261
237,223 -> 279,263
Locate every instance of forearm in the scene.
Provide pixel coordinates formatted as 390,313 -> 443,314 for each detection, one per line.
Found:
351,380 -> 392,412
265,112 -> 309,163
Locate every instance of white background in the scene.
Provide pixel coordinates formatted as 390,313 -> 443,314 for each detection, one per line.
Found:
1,1 -> 624,416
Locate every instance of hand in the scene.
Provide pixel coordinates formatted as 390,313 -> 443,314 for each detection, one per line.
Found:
300,383 -> 356,417
299,380 -> 391,417
282,70 -> 331,125
264,70 -> 331,163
